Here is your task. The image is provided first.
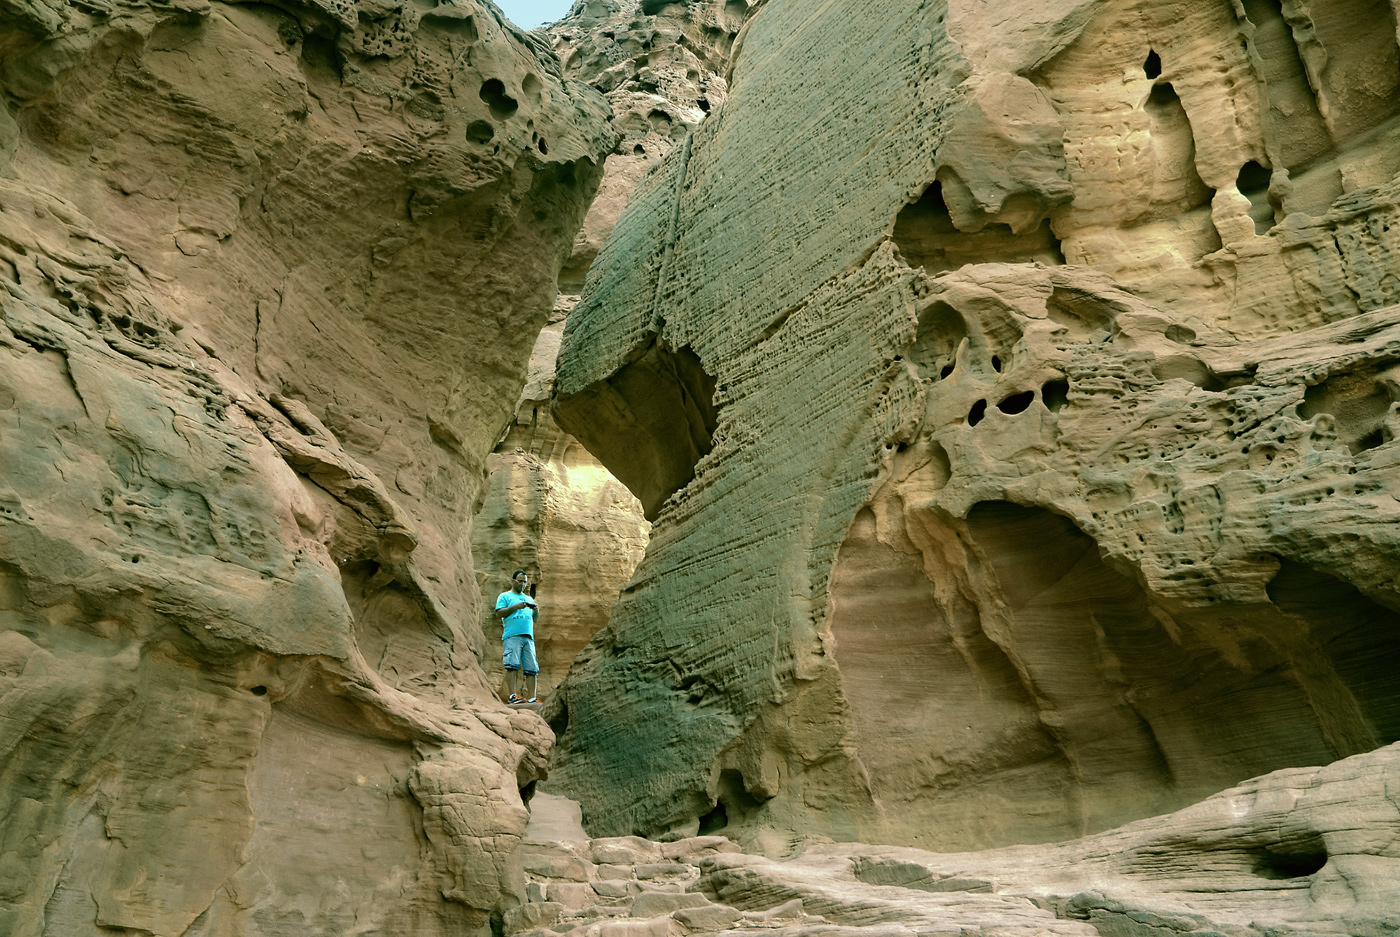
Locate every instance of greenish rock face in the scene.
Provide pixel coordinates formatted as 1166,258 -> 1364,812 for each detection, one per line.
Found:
0,0 -> 613,932
546,0 -> 1400,851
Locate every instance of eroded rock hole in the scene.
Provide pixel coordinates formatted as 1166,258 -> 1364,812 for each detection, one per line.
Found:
1298,369 -> 1397,454
1151,355 -> 1225,391
967,399 -> 987,426
892,182 -> 1063,274
698,769 -> 762,835
997,390 -> 1035,414
299,33 -> 342,80
1144,49 -> 1162,79
1249,834 -> 1328,879
250,685 -> 268,696
465,120 -> 494,144
1041,379 -> 1069,411
479,78 -> 519,118
910,301 -> 968,381
552,340 -> 718,520
548,701 -> 569,738
1144,83 -> 1217,220
697,801 -> 727,834
1237,160 -> 1276,234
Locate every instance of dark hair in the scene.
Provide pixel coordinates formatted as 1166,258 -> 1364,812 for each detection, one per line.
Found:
512,569 -> 528,579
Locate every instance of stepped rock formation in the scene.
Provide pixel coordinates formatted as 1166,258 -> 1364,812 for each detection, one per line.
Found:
516,745 -> 1400,937
546,0 -> 1400,857
472,0 -> 752,698
0,0 -> 613,932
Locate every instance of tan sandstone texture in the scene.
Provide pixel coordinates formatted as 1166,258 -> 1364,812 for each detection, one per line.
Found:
472,0 -> 753,699
550,0 -> 749,290
472,296 -> 650,701
518,745 -> 1400,937
545,0 -> 1400,863
0,0 -> 613,933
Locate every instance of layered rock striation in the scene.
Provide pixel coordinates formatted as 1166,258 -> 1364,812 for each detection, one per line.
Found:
517,745 -> 1400,937
471,0 -> 755,699
472,296 -> 650,702
0,0 -> 613,933
546,0 -> 1400,853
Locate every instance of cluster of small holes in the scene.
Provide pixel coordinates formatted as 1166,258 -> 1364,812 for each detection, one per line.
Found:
966,382 -> 1070,425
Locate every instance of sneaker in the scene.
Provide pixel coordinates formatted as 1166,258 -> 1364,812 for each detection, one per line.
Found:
527,697 -> 538,703
508,694 -> 524,704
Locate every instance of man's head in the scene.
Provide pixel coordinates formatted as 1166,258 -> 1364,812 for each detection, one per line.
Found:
512,569 -> 529,592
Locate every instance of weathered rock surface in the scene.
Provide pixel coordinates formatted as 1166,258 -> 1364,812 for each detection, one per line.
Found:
0,0 -> 612,933
471,0 -> 755,700
472,296 -> 649,701
550,0 -> 750,290
546,0 -> 1400,851
519,745 -> 1400,937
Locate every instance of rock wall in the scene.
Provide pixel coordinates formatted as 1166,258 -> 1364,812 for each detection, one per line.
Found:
470,0 -> 754,699
0,0 -> 613,933
472,297 -> 649,701
550,0 -> 747,290
546,0 -> 1400,852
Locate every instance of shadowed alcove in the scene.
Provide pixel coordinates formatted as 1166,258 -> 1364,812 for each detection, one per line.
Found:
826,499 -> 1400,849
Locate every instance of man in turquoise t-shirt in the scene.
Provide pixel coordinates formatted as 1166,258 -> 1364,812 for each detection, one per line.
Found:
495,569 -> 538,704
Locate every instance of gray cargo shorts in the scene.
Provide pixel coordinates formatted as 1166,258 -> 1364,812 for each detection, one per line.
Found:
503,634 -> 538,675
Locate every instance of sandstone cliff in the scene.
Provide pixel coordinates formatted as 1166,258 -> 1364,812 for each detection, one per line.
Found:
546,0 -> 1400,857
471,0 -> 752,701
472,297 -> 649,702
0,0 -> 613,932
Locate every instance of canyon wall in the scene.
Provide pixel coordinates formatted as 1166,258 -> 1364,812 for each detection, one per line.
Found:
471,0 -> 752,699
0,0 -> 613,933
472,297 -> 649,701
546,0 -> 1400,856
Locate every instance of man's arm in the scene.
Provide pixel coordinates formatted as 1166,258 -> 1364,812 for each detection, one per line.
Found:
494,599 -> 532,620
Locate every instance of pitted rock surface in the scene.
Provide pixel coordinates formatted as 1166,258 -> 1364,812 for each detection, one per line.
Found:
0,0 -> 612,933
546,0 -> 1400,851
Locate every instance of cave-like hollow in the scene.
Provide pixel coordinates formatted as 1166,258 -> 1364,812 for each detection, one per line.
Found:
826,500 -> 1400,850
552,337 -> 719,521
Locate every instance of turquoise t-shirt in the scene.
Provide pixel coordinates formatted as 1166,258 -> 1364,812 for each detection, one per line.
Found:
496,590 -> 536,638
